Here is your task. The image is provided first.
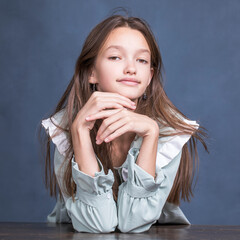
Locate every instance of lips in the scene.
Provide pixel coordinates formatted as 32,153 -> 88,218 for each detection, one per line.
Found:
117,78 -> 140,86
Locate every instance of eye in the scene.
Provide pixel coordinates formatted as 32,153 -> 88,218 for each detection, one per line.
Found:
108,56 -> 121,60
137,59 -> 148,64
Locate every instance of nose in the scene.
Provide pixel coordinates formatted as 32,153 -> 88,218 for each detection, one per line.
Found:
123,59 -> 136,75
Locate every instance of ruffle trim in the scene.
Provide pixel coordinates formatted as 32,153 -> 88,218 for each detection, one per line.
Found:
72,156 -> 114,195
42,109 -> 199,172
118,118 -> 199,180
156,118 -> 199,171
41,109 -> 70,157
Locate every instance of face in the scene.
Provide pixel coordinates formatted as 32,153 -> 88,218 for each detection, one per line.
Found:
89,27 -> 154,102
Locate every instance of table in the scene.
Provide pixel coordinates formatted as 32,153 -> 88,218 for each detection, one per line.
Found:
0,223 -> 239,240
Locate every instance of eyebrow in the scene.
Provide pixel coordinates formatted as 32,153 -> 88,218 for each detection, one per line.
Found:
104,45 -> 150,55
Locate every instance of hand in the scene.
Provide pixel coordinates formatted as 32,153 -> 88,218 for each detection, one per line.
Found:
85,108 -> 159,144
71,92 -> 136,136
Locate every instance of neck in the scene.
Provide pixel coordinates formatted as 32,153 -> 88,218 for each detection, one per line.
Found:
112,132 -> 136,145
111,132 -> 136,168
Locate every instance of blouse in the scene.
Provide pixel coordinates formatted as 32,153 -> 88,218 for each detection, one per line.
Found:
41,109 -> 199,233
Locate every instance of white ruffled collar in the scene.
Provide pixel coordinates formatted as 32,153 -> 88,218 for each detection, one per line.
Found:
42,109 -> 199,173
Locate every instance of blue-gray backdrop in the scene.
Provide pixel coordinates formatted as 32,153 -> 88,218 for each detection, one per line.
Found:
0,0 -> 239,225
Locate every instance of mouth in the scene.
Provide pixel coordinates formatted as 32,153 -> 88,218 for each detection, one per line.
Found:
117,78 -> 140,86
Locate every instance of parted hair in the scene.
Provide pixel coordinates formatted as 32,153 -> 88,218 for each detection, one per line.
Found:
39,13 -> 208,205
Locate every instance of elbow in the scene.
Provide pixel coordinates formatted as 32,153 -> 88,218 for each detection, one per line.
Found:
71,214 -> 117,233
95,220 -> 117,233
117,222 -> 151,233
117,224 -> 131,233
72,221 -> 116,233
117,219 -> 137,233
96,209 -> 118,233
118,221 -> 156,233
100,224 -> 116,233
118,214 -> 158,233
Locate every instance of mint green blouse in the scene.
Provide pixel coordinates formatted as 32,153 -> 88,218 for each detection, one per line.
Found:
42,109 -> 199,233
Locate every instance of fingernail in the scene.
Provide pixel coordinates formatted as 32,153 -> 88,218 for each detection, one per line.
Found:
131,102 -> 136,105
86,116 -> 90,120
104,138 -> 109,142
96,139 -> 101,144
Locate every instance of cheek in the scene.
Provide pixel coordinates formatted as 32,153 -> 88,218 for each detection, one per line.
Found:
98,62 -> 118,80
95,64 -> 117,90
139,67 -> 152,82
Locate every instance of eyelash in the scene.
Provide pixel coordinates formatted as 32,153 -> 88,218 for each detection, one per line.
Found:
108,56 -> 148,64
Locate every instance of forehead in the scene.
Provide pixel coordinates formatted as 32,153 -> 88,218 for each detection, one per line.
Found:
99,27 -> 151,55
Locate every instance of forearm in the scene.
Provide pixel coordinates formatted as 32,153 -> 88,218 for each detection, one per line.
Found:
136,130 -> 159,178
117,150 -> 183,233
63,149 -> 117,233
72,129 -> 100,177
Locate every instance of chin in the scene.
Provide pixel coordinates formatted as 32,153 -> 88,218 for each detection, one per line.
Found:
117,92 -> 140,100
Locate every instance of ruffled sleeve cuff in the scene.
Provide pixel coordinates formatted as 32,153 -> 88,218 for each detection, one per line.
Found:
72,156 -> 115,207
122,148 -> 165,198
41,109 -> 70,156
120,118 -> 199,198
72,155 -> 114,195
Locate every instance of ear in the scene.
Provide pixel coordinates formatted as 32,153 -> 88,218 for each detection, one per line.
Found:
88,67 -> 98,84
147,67 -> 154,86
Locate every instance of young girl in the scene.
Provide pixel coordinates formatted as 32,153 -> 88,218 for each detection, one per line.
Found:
40,13 -> 208,233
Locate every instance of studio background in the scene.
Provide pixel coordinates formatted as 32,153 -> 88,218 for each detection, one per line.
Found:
0,0 -> 239,224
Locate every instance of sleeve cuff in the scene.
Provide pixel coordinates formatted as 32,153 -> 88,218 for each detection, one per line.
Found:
123,148 -> 165,198
72,155 -> 115,195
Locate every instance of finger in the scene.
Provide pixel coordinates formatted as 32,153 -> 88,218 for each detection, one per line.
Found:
92,92 -> 136,110
96,92 -> 136,105
96,108 -> 128,140
96,98 -> 135,111
97,118 -> 127,144
86,109 -> 122,121
102,98 -> 136,110
104,123 -> 131,143
94,101 -> 134,113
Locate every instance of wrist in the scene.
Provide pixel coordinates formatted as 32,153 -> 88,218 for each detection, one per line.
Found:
71,123 -> 90,137
144,121 -> 159,139
72,126 -> 91,145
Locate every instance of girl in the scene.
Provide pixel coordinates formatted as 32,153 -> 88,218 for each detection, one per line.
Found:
40,13 -> 208,233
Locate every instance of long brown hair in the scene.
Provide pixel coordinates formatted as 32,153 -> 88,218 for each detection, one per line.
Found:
38,13 -> 209,205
